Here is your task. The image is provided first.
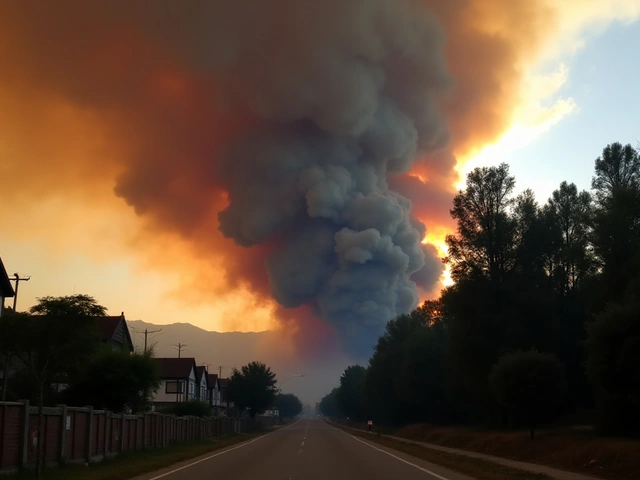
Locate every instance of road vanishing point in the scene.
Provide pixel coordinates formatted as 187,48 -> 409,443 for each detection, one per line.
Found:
133,419 -> 473,480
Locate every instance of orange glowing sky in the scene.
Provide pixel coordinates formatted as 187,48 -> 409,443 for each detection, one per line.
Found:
1,0 -> 639,343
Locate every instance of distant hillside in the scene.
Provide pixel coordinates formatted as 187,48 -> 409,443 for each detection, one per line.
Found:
128,320 -> 275,377
126,319 -> 352,406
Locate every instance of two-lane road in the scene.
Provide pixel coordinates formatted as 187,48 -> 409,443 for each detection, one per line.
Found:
134,419 -> 474,480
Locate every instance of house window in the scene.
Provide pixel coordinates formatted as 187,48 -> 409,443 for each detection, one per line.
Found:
166,381 -> 183,394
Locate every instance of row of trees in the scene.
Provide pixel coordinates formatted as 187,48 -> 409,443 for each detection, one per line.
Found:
226,361 -> 303,420
320,142 -> 640,436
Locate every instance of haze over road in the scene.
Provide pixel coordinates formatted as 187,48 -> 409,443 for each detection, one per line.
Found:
134,419 -> 473,480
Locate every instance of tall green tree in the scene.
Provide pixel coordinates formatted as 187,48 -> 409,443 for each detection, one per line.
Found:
546,181 -> 594,295
11,295 -> 105,480
445,163 -> 516,286
586,297 -> 640,434
227,361 -> 278,418
590,142 -> 640,304
274,393 -> 303,420
318,388 -> 341,417
365,310 -> 429,424
336,365 -> 367,421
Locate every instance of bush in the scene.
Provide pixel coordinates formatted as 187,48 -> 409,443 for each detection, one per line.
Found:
490,349 -> 566,438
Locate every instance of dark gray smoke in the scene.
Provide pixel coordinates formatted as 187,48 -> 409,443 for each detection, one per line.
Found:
211,0 -> 451,354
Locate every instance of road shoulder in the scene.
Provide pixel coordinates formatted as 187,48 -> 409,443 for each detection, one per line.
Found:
328,421 -> 602,480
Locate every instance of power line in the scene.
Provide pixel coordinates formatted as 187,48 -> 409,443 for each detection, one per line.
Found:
174,343 -> 188,358
131,327 -> 163,353
142,328 -> 161,353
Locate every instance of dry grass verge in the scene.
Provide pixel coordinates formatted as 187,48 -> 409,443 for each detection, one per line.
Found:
337,424 -> 551,480
392,424 -> 639,479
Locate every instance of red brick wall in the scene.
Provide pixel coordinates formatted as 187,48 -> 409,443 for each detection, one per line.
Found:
0,404 -> 22,469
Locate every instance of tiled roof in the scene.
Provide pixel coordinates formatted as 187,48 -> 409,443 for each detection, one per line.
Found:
155,357 -> 196,378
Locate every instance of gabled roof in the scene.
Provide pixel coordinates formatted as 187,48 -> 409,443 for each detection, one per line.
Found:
195,365 -> 208,384
218,378 -> 229,388
155,357 -> 197,379
207,373 -> 218,389
0,257 -> 15,298
94,313 -> 133,351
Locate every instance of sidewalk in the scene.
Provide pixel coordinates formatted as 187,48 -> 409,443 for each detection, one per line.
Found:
334,423 -> 604,480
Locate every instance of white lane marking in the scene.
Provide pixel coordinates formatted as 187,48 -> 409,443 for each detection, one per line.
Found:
325,422 -> 451,480
147,420 -> 300,480
301,441 -> 305,446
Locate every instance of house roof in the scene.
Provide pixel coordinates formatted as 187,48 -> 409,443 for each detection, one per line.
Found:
155,357 -> 197,379
218,378 -> 229,388
0,257 -> 15,298
93,313 -> 133,350
207,373 -> 218,389
195,365 -> 207,383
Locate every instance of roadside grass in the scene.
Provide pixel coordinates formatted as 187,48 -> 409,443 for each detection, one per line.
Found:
337,420 -> 640,479
389,423 -> 638,480
334,424 -> 551,480
5,431 -> 267,480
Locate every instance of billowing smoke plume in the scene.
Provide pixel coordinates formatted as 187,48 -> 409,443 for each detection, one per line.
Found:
3,0 -> 623,357
201,1 -> 452,353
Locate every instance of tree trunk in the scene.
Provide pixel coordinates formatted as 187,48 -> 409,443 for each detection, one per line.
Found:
36,384 -> 44,480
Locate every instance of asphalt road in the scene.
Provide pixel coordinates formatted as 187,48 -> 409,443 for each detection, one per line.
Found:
134,418 -> 475,480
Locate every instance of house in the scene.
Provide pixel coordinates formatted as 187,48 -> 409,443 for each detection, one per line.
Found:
94,312 -> 134,352
195,365 -> 208,403
207,373 -> 221,415
152,357 -> 198,408
0,256 -> 15,318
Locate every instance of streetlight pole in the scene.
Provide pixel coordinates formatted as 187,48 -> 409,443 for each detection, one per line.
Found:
278,374 -> 305,392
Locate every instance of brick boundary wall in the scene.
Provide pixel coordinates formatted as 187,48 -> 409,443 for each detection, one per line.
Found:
0,401 -> 277,474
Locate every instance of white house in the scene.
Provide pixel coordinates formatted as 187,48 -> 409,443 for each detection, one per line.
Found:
152,357 -> 198,408
207,373 -> 221,415
195,365 -> 208,403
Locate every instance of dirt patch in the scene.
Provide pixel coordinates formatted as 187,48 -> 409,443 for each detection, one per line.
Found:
390,424 -> 640,480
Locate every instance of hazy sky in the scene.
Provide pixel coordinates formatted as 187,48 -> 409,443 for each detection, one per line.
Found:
462,18 -> 640,202
1,2 -> 639,372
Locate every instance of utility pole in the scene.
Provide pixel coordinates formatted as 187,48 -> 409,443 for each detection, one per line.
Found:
142,328 -> 161,353
174,343 -> 187,358
11,273 -> 30,311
